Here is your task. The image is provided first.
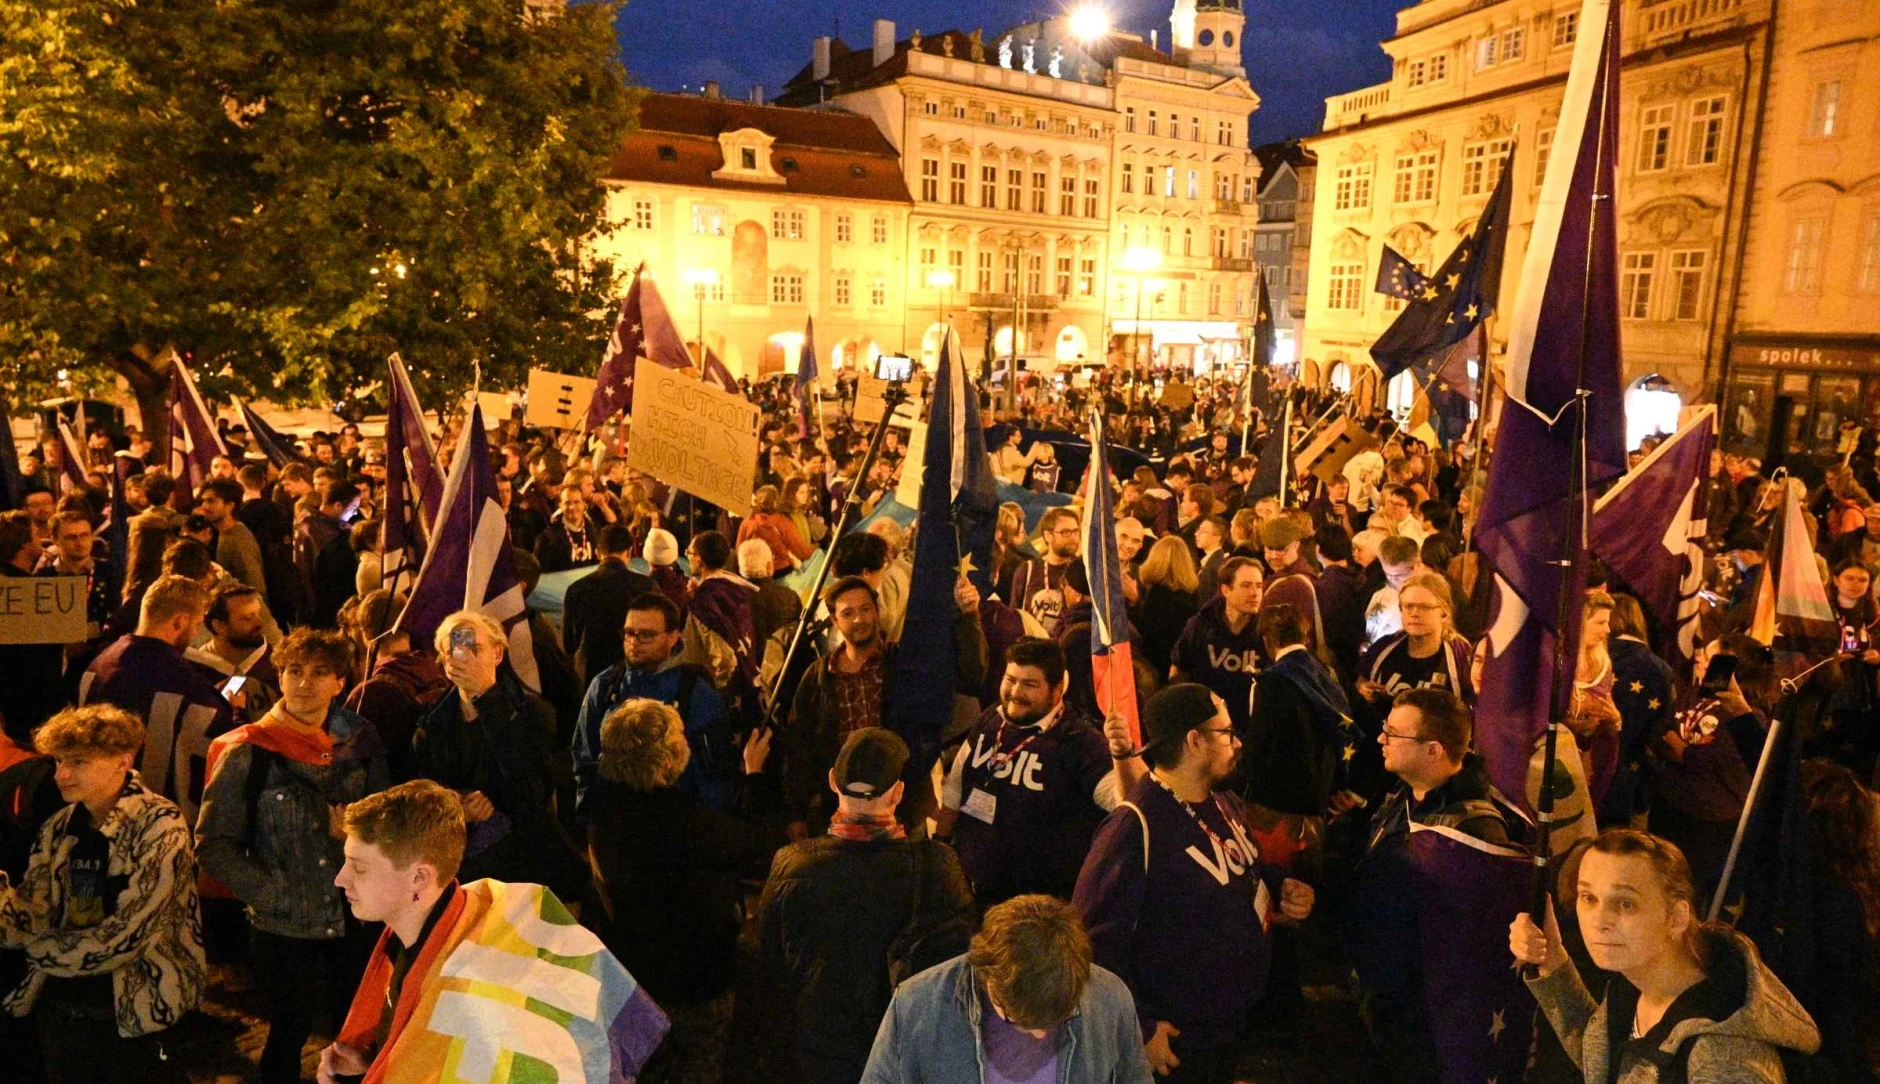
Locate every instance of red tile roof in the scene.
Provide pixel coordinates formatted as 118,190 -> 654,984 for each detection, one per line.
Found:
606,93 -> 910,204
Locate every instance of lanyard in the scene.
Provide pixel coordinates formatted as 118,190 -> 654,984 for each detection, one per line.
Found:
985,709 -> 1054,770
1149,772 -> 1237,858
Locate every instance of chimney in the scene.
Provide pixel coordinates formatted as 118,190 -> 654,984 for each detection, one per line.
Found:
750,84 -> 764,105
813,36 -> 832,83
873,18 -> 896,66
702,80 -> 721,100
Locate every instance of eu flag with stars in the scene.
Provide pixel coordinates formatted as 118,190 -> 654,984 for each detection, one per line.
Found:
1370,158 -> 1515,381
1374,245 -> 1430,301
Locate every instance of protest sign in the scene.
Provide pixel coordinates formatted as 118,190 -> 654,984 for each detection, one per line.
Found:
853,372 -> 923,426
0,576 -> 89,644
625,359 -> 760,512
1297,417 -> 1379,485
524,369 -> 598,430
896,422 -> 928,510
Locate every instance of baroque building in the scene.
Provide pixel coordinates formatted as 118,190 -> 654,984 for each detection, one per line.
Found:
592,90 -> 913,378
1300,0 -> 1771,424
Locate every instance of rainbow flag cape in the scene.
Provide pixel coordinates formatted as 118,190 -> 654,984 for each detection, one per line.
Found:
339,879 -> 667,1083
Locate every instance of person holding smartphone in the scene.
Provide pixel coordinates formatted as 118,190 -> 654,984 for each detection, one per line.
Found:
1648,635 -> 1774,890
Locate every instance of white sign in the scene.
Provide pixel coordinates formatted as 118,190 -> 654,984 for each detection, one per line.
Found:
625,360 -> 760,512
524,369 -> 598,430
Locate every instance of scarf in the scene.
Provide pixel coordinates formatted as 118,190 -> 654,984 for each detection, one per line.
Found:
827,810 -> 906,842
337,879 -> 668,1084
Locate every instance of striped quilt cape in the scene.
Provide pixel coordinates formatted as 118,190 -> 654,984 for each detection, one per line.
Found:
338,879 -> 668,1084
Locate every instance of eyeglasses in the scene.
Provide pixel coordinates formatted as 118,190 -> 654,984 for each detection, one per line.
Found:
1379,729 -> 1428,743
1201,726 -> 1240,742
623,629 -> 670,642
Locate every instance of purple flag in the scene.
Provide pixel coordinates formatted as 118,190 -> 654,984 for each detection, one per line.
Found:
700,344 -> 739,396
1082,410 -> 1140,744
1591,407 -> 1715,672
690,574 -> 759,688
794,316 -> 819,441
395,404 -> 539,692
236,399 -> 297,468
168,353 -> 227,495
1409,824 -> 1537,1084
586,264 -> 693,430
382,353 -> 445,594
1474,0 -> 1628,811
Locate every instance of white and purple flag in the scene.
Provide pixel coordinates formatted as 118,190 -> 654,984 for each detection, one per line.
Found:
395,402 -> 539,692
168,353 -> 227,495
1473,0 -> 1629,813
1590,407 -> 1715,674
382,353 -> 445,593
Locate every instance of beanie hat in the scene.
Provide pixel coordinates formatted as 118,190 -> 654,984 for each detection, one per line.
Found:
643,528 -> 680,567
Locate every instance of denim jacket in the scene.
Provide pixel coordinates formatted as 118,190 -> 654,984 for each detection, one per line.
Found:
860,956 -> 1153,1084
195,706 -> 389,939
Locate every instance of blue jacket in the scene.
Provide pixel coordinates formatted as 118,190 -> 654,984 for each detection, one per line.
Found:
860,956 -> 1153,1084
571,656 -> 736,813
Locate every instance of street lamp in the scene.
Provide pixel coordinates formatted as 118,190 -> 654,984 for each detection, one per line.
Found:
1068,5 -> 1112,44
1119,246 -> 1162,404
926,268 -> 957,326
682,268 -> 720,366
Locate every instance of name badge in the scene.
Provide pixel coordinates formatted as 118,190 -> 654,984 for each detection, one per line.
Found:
1253,879 -> 1273,930
962,788 -> 997,825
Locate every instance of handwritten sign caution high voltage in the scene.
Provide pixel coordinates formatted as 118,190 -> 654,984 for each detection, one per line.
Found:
625,359 -> 761,513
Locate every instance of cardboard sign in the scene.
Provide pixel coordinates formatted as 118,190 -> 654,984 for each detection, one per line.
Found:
0,576 -> 90,645
896,422 -> 929,510
625,359 -> 760,512
524,369 -> 598,430
1296,417 -> 1379,485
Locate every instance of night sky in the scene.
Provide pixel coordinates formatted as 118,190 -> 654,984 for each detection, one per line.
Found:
613,0 -> 1406,145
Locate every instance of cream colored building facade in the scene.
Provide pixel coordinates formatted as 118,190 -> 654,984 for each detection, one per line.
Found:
1301,0 -> 1771,418
1716,0 -> 1880,459
592,91 -> 914,378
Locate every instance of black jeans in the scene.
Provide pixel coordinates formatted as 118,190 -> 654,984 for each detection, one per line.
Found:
35,996 -> 188,1084
250,925 -> 376,1084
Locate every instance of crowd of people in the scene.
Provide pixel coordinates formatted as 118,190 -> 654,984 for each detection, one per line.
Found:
0,362 -> 1875,1084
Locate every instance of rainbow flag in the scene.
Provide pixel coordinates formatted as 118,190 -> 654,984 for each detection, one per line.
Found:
338,879 -> 668,1084
1748,477 -> 1836,654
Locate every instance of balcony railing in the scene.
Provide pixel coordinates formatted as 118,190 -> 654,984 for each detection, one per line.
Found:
1640,0 -> 1747,44
1213,198 -> 1248,215
968,292 -> 1059,311
1211,256 -> 1255,272
1324,82 -> 1392,130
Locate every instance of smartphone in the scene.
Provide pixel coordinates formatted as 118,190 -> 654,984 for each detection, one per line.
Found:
449,626 -> 477,657
874,353 -> 914,383
222,675 -> 248,701
1841,625 -> 1864,654
1698,653 -> 1738,697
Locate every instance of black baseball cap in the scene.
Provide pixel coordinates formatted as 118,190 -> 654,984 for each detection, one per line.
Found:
833,727 -> 908,799
1143,683 -> 1225,755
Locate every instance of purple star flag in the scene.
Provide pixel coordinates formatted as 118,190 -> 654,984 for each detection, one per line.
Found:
168,353 -> 228,495
794,316 -> 819,440
395,403 -> 539,692
888,329 -> 998,772
586,264 -> 693,430
382,354 -> 446,593
1591,406 -> 1715,674
700,344 -> 740,396
1083,409 -> 1140,744
1474,0 -> 1629,814
236,399 -> 297,468
1410,823 -> 1537,1084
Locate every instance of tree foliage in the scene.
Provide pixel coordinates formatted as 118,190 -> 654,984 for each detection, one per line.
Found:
0,0 -> 639,419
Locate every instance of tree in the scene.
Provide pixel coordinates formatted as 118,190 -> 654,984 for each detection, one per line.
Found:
0,0 -> 639,437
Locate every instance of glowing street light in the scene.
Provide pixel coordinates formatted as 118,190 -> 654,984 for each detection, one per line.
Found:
683,268 -> 721,365
1067,4 -> 1112,44
926,268 -> 957,324
1119,247 -> 1163,399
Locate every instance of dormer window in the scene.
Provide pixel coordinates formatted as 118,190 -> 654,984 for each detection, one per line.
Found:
780,157 -> 799,172
711,127 -> 786,186
657,145 -> 678,160
740,147 -> 758,169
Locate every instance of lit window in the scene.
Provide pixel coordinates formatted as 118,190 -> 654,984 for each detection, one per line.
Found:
1394,150 -> 1438,203
771,209 -> 806,239
691,203 -> 726,236
1334,163 -> 1373,210
1461,139 -> 1512,195
1079,258 -> 1095,295
1637,105 -> 1674,172
1810,81 -> 1842,138
1785,217 -> 1825,294
1186,170 -> 1199,199
1621,252 -> 1655,319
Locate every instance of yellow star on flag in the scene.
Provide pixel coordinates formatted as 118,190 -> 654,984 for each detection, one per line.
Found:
1342,744 -> 1356,762
1465,303 -> 1480,319
1629,681 -> 1643,693
1445,273 -> 1461,289
1647,697 -> 1661,710
957,552 -> 979,578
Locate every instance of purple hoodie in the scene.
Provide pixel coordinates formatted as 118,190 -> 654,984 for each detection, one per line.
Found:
1072,775 -> 1286,1053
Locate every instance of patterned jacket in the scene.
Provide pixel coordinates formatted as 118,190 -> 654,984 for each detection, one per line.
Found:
0,773 -> 206,1037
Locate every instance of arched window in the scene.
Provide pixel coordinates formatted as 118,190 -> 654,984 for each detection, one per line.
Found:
1329,360 -> 1352,393
1625,373 -> 1683,450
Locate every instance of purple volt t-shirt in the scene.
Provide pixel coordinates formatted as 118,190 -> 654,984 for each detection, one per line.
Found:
981,988 -> 1060,1084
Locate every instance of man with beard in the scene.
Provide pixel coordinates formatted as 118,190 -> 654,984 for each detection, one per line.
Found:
936,638 -> 1120,907
1076,685 -> 1316,1084
1009,508 -> 1080,635
185,584 -> 281,720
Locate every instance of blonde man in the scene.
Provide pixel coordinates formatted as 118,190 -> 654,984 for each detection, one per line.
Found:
0,705 -> 205,1084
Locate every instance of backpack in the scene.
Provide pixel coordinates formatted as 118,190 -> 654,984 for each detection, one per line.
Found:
884,840 -> 974,990
601,664 -> 740,785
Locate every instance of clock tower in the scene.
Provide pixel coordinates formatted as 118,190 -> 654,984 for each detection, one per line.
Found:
1169,0 -> 1247,79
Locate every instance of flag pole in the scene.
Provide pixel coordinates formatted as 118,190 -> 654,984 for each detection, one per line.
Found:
760,380 -> 911,727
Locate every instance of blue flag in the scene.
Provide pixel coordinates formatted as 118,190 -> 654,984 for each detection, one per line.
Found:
887,330 -> 998,771
1374,244 -> 1430,301
396,403 -> 539,692
795,316 -> 819,441
1475,0 -> 1629,813
235,399 -> 297,468
1370,162 -> 1514,382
